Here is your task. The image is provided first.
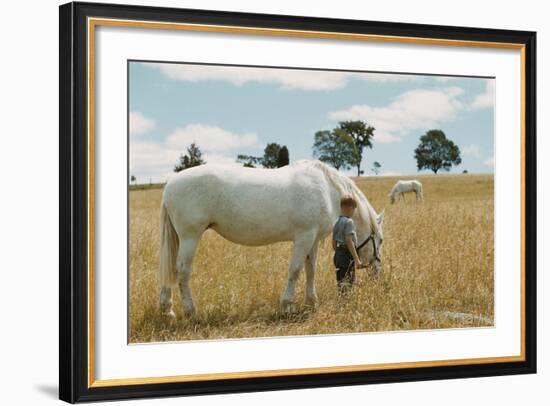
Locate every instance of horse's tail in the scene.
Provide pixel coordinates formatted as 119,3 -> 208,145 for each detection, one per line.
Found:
159,202 -> 179,288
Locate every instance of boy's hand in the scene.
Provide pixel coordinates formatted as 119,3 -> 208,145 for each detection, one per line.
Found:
354,259 -> 364,269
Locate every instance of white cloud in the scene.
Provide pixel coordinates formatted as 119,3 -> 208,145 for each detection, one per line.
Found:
149,63 -> 416,91
130,124 -> 258,182
471,80 -> 495,110
202,152 -> 242,167
130,140 -> 177,179
129,111 -> 155,137
166,124 -> 258,151
328,87 -> 465,143
484,156 -> 495,167
462,143 -> 482,158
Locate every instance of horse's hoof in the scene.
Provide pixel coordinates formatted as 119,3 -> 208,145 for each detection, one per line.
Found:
281,300 -> 297,315
160,302 -> 176,319
183,307 -> 196,318
161,309 -> 176,319
304,296 -> 319,309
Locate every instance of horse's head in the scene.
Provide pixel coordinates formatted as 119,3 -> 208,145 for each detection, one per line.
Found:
388,194 -> 395,204
356,210 -> 385,275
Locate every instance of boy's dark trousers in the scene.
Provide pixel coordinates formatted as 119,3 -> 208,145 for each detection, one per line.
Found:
334,246 -> 355,293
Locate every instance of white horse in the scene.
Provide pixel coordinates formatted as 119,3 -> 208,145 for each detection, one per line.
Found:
389,180 -> 423,204
158,160 -> 385,317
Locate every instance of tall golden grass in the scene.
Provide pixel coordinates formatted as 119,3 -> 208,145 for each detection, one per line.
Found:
129,173 -> 493,343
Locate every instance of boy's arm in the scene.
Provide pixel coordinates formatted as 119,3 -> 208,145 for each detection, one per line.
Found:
332,239 -> 337,251
345,234 -> 361,265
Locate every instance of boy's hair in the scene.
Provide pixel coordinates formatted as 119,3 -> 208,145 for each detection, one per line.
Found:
340,195 -> 357,208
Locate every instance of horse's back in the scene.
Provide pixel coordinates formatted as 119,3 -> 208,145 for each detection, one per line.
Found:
164,164 -> 310,204
396,179 -> 422,187
162,163 -> 334,244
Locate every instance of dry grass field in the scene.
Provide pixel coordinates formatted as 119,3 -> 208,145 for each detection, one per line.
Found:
129,173 -> 493,343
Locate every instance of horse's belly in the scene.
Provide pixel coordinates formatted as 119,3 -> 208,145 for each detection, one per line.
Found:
210,223 -> 293,246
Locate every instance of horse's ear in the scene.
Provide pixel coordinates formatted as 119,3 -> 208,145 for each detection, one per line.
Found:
377,210 -> 385,225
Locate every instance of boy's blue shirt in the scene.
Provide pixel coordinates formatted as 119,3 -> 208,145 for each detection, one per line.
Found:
332,215 -> 358,246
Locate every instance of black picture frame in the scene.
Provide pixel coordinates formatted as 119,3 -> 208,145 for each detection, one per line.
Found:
59,1 -> 536,403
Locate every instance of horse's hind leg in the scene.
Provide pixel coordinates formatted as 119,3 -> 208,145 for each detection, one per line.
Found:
176,237 -> 199,317
304,241 -> 320,307
281,231 -> 316,314
160,287 -> 174,318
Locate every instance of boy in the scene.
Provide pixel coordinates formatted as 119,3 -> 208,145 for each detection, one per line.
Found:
332,195 -> 363,293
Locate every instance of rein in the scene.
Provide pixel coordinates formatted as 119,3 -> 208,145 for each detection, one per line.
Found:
355,233 -> 381,263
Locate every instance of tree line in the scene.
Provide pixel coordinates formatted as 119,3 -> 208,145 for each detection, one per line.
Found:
312,123 -> 461,175
130,121 -> 463,182
171,141 -> 290,173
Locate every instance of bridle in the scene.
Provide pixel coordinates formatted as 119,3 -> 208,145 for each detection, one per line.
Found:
355,232 -> 381,263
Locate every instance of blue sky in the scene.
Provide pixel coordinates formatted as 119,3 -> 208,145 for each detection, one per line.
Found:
129,61 -> 494,183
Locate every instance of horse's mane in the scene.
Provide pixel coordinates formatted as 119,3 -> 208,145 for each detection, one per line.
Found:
292,160 -> 380,236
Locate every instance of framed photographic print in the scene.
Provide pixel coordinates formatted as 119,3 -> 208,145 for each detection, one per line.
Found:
59,1 -> 537,403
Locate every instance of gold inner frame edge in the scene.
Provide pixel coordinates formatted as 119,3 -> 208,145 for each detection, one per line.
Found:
86,17 -> 527,388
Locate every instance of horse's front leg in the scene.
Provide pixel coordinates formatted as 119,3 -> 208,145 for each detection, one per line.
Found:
304,241 -> 320,308
281,231 -> 316,314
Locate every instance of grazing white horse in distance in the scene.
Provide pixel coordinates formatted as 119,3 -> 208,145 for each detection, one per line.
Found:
159,160 -> 385,318
389,180 -> 424,204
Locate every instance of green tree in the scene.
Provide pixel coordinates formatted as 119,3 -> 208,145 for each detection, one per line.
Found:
414,129 -> 462,174
312,130 -> 356,171
130,174 -> 136,184
174,142 -> 206,172
371,161 -> 381,175
237,154 -> 262,168
262,143 -> 282,168
236,142 -> 284,168
337,120 -> 375,176
277,146 -> 289,167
